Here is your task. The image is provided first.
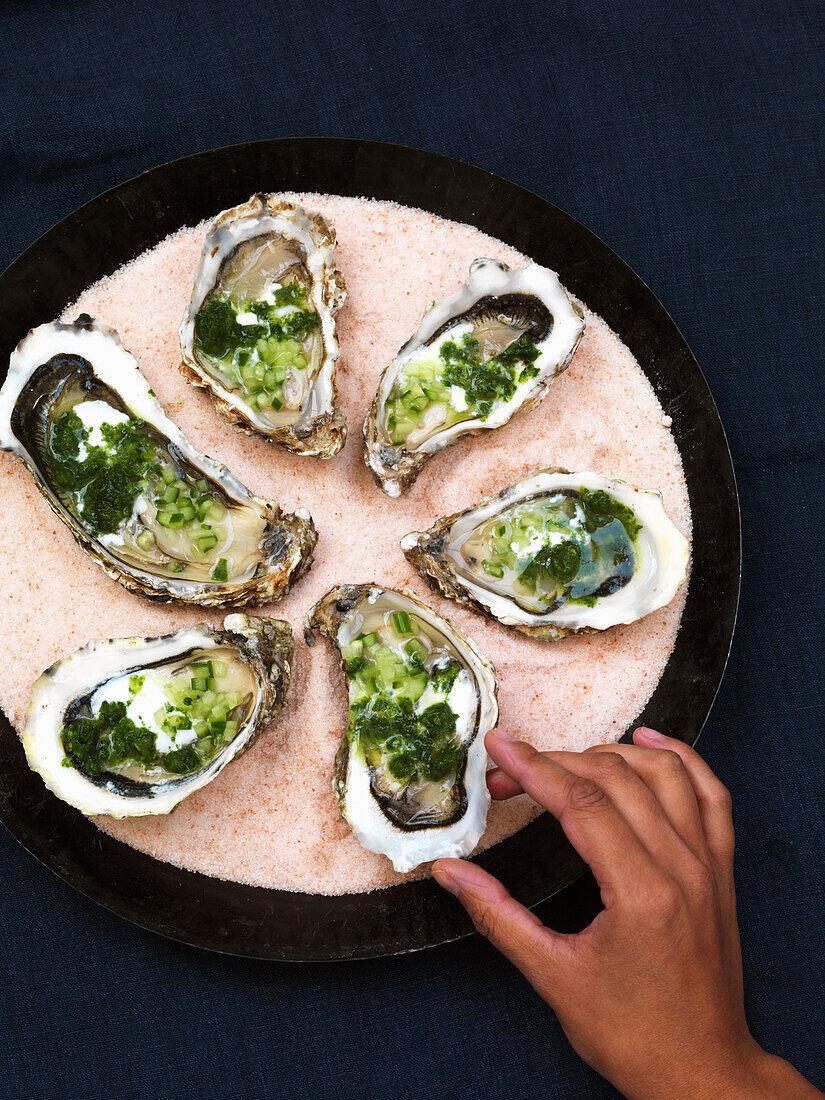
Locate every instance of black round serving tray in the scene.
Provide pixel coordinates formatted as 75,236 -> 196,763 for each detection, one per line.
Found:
0,139 -> 740,960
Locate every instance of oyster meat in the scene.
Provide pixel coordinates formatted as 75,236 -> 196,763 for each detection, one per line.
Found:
305,585 -> 498,872
363,258 -> 585,496
402,469 -> 689,641
0,316 -> 316,606
180,195 -> 347,457
23,614 -> 293,817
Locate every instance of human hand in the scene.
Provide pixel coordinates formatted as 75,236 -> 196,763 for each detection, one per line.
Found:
433,728 -> 821,1100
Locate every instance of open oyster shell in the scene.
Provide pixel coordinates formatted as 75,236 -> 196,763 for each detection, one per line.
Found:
0,316 -> 316,606
23,614 -> 293,817
363,259 -> 585,496
180,195 -> 347,457
305,584 -> 498,872
402,469 -> 689,641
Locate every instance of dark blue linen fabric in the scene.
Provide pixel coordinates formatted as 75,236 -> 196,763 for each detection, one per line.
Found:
0,1 -> 822,1096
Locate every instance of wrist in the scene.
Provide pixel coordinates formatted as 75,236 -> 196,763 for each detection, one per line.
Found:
733,1047 -> 823,1098
694,1043 -> 821,1100
621,1040 -> 816,1100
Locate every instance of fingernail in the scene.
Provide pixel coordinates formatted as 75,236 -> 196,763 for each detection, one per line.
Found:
635,726 -> 664,743
489,727 -> 514,742
432,865 -> 460,895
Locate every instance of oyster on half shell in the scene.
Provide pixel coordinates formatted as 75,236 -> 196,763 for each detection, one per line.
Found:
305,584 -> 498,873
402,469 -> 689,641
180,195 -> 347,457
0,316 -> 316,606
363,259 -> 585,496
23,615 -> 293,817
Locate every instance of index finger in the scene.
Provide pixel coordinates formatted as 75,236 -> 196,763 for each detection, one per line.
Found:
486,730 -> 660,901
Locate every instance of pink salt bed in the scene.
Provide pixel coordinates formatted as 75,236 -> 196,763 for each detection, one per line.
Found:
0,194 -> 691,894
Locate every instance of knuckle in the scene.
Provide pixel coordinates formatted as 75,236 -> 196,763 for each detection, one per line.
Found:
566,775 -> 610,814
655,749 -> 688,780
644,876 -> 685,923
509,740 -> 540,776
591,752 -> 631,781
711,781 -> 733,816
471,900 -> 502,942
684,860 -> 716,902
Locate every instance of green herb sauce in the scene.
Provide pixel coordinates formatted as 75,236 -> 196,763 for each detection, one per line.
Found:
61,700 -> 191,776
386,330 -> 540,444
471,487 -> 642,611
343,616 -> 465,787
46,412 -> 155,536
193,283 -> 320,416
61,659 -> 245,779
45,404 -> 231,578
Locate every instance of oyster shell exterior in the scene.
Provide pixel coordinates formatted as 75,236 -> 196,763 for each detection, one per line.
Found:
305,584 -> 498,872
0,316 -> 317,606
180,195 -> 347,457
23,614 -> 293,817
402,469 -> 689,641
363,259 -> 585,496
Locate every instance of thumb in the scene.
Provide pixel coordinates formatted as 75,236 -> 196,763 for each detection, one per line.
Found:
433,858 -> 567,982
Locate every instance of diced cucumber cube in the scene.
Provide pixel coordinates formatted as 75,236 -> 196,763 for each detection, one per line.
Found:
482,559 -> 505,579
392,610 -> 413,635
